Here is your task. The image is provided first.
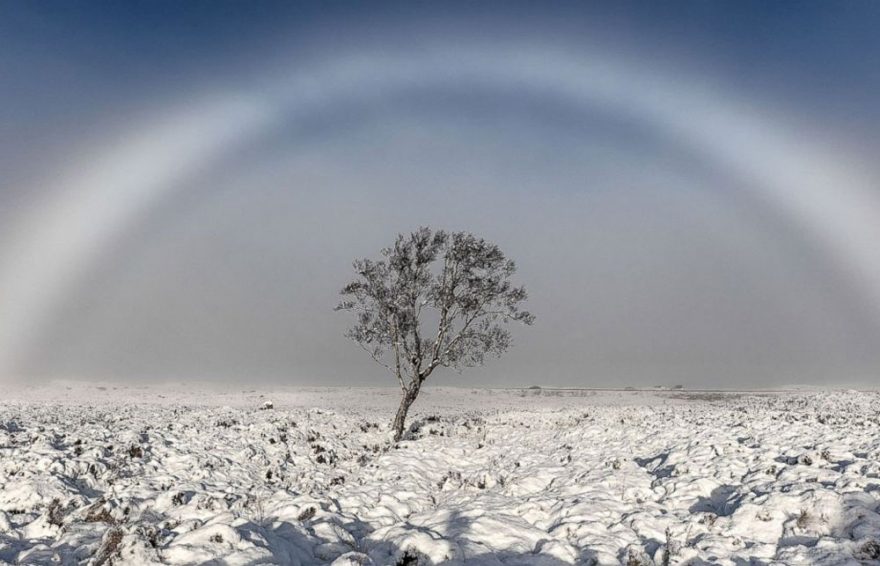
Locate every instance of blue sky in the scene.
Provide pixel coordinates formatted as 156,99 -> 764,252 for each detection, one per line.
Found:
2,1 -> 879,386
4,1 -> 879,179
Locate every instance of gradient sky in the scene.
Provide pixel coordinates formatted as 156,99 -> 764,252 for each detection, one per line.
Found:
2,1 -> 880,388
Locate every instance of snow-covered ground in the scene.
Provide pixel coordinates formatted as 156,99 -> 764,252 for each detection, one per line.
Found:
1,383 -> 879,565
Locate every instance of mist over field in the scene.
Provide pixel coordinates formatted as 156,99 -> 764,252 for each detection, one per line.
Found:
2,1 -> 880,388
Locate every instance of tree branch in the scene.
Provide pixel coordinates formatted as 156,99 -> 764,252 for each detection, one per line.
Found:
389,313 -> 406,390
357,342 -> 393,374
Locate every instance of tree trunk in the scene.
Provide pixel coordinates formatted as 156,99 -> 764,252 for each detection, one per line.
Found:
392,384 -> 421,442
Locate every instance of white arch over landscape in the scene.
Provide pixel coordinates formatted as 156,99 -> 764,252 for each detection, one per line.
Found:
2,43 -> 880,377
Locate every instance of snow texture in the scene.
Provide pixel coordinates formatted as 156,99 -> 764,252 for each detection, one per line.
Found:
1,383 -> 879,565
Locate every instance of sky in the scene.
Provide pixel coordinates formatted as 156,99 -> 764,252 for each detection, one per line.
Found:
2,1 -> 880,388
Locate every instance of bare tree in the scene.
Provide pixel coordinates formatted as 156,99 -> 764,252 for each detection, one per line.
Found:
336,227 -> 534,441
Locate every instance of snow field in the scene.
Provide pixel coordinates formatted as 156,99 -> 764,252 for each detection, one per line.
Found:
0,386 -> 879,565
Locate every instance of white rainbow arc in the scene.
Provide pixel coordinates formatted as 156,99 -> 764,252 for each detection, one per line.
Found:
2,44 -> 880,377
